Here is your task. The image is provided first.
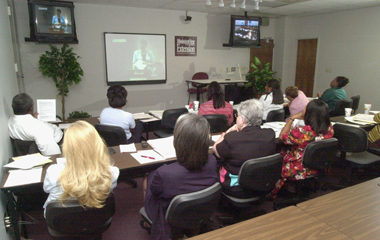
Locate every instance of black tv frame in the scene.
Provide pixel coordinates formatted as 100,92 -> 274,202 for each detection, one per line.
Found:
25,0 -> 78,44
224,14 -> 261,48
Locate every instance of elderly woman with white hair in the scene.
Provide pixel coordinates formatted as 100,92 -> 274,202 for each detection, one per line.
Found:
213,99 -> 276,197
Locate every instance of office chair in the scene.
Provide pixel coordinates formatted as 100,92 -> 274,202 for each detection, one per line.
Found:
274,138 -> 339,210
10,138 -> 40,157
333,124 -> 380,183
187,72 -> 209,104
140,182 -> 221,240
266,109 -> 285,123
202,114 -> 229,133
351,95 -> 360,114
154,108 -> 188,138
46,192 -> 116,239
219,154 -> 282,222
94,124 -> 137,187
330,99 -> 353,117
95,124 -> 127,146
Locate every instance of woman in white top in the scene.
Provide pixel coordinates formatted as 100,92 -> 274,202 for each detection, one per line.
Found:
259,79 -> 284,121
43,120 -> 119,217
100,85 -> 143,143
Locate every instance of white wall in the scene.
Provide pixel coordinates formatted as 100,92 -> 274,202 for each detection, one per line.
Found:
0,0 -> 19,239
276,6 -> 380,112
14,0 -> 275,118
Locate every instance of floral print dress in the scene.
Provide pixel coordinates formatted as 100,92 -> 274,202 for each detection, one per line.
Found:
270,124 -> 334,198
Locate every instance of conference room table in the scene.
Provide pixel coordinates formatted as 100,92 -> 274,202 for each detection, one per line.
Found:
186,79 -> 247,101
0,143 -> 176,240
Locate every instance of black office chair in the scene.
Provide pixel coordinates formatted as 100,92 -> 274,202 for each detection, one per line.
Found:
330,99 -> 353,117
10,138 -> 40,157
274,138 -> 339,210
187,72 -> 208,104
351,95 -> 360,114
219,154 -> 282,222
46,192 -> 115,239
202,114 -> 229,133
266,109 -> 285,122
154,108 -> 188,138
95,124 -> 127,146
333,124 -> 380,183
140,182 -> 222,239
94,124 -> 137,187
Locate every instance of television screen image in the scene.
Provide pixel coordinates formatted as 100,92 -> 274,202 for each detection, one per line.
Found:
34,4 -> 72,35
233,19 -> 259,42
104,32 -> 167,86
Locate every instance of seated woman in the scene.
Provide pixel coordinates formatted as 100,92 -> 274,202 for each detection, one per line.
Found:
368,113 -> 380,149
100,85 -> 143,143
143,114 -> 218,239
213,99 -> 276,198
284,86 -> 309,122
43,121 -> 120,216
317,76 -> 349,112
198,81 -> 234,126
259,79 -> 284,122
269,99 -> 334,199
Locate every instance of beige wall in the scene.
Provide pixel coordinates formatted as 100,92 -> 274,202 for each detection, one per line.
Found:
13,0 -> 275,118
0,0 -> 19,239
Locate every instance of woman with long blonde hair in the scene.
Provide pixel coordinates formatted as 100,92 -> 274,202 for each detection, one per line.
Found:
43,121 -> 119,216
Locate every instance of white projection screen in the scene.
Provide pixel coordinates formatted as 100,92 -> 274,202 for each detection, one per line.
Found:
104,32 -> 167,85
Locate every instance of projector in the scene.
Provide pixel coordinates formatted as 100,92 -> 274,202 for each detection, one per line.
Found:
185,16 -> 192,21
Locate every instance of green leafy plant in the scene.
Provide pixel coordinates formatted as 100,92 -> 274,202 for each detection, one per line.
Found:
39,44 -> 83,121
68,111 -> 91,119
245,56 -> 281,95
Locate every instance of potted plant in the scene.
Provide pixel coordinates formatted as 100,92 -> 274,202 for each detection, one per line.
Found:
245,56 -> 281,98
39,44 -> 83,121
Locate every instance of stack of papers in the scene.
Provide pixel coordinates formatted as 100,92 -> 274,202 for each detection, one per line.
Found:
147,136 -> 176,159
4,153 -> 52,169
148,110 -> 165,120
133,112 -> 154,120
262,121 -> 286,138
353,114 -> 376,123
344,117 -> 370,126
119,144 -> 137,153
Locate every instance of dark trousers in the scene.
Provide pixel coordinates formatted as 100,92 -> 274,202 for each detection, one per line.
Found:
127,122 -> 144,143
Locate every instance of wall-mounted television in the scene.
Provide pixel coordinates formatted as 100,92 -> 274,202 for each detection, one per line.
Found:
104,32 -> 167,86
224,15 -> 260,48
25,0 -> 78,44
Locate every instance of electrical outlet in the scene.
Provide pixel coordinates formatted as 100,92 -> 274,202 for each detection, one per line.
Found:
325,68 -> 332,73
241,66 -> 247,72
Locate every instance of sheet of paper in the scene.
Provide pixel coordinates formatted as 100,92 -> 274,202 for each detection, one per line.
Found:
37,99 -> 56,122
261,122 -> 286,138
5,154 -> 52,169
4,167 -> 43,187
58,123 -> 72,129
133,112 -> 154,120
147,136 -> 176,159
211,135 -> 222,142
119,143 -> 137,153
353,114 -> 376,123
131,150 -> 166,164
370,111 -> 379,114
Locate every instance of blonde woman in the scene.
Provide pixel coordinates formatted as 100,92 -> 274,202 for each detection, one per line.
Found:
43,121 -> 119,216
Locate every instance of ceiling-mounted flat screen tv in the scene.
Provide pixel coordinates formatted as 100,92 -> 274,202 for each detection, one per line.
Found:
25,0 -> 78,44
226,15 -> 260,48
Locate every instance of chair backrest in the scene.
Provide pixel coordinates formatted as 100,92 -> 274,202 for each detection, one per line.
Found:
351,95 -> 360,113
266,109 -> 285,122
10,138 -> 40,157
191,72 -> 209,88
95,124 -> 127,147
46,192 -> 116,237
333,124 -> 368,152
161,108 -> 189,129
202,114 -> 229,133
331,99 -> 353,117
302,138 -> 338,170
165,182 -> 221,229
238,153 -> 283,192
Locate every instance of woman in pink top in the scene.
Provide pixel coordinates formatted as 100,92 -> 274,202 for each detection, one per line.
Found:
285,86 -> 309,122
198,81 -> 234,126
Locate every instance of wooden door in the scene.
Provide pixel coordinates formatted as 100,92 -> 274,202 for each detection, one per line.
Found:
250,39 -> 274,71
295,39 -> 318,97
